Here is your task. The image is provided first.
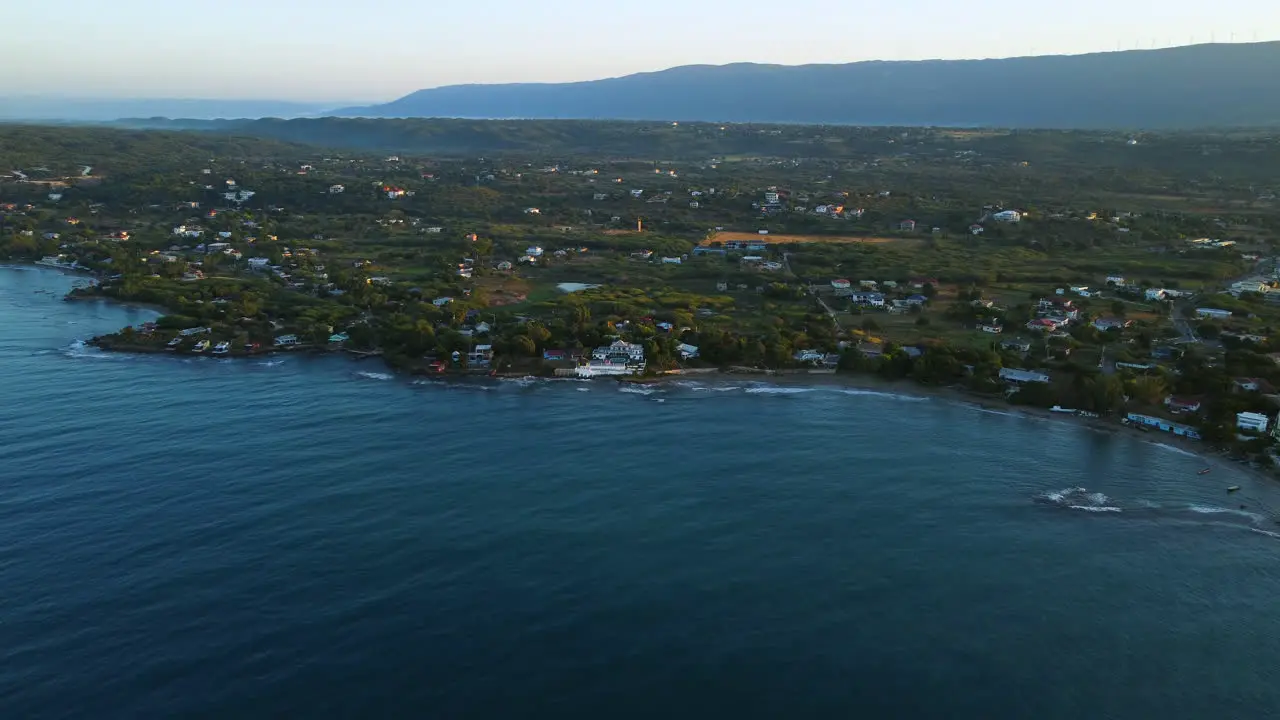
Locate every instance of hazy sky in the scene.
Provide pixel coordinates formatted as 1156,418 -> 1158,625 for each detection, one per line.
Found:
7,0 -> 1278,102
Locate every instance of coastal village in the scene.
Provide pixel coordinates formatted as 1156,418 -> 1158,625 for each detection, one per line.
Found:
4,122 -> 1280,466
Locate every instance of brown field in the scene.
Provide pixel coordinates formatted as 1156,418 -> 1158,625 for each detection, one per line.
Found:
702,232 -> 910,246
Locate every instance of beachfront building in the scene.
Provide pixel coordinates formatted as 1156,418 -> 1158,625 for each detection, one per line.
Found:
1126,413 -> 1202,440
592,340 -> 645,364
999,368 -> 1050,384
1237,412 -> 1272,434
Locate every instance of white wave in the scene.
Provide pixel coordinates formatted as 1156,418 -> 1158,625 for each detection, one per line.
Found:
619,385 -> 658,395
744,385 -> 813,395
973,407 -> 1019,418
1069,505 -> 1122,513
499,376 -> 544,387
577,387 -> 590,392
836,388 -> 929,402
1042,487 -> 1087,503
1250,529 -> 1280,540
1188,505 -> 1264,523
1085,492 -> 1111,506
258,359 -> 285,367
64,340 -> 125,360
1152,442 -> 1197,458
355,371 -> 394,381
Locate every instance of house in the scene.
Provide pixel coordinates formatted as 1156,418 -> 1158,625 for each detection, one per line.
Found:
1105,275 -> 1126,286
525,246 -> 544,257
858,342 -> 884,358
592,340 -> 646,364
1195,308 -> 1233,320
48,193 -> 63,202
247,257 -> 270,270
1145,288 -> 1169,301
224,189 -> 256,204
495,261 -> 513,271
999,368 -> 1050,384
1092,317 -> 1132,332
851,291 -> 885,307
661,257 -> 682,264
329,185 -> 345,194
630,189 -> 644,198
764,191 -> 780,204
831,279 -> 852,291
467,345 -> 494,368
1027,318 -> 1065,332
523,207 -> 541,215
425,226 -> 443,234
1230,280 -> 1269,296
898,219 -> 917,231
1126,413 -> 1202,440
274,334 -> 300,347
906,294 -> 928,306
677,343 -> 700,360
543,350 -> 569,362
593,193 -> 609,201
993,210 -> 1022,223
1164,396 -> 1203,414
689,201 -> 700,209
970,224 -> 985,235
1071,286 -> 1092,297
978,323 -> 1003,334
432,297 -> 453,306
1001,338 -> 1032,353
172,225 -> 204,238
1237,412 -> 1271,433
794,350 -> 825,364
384,187 -> 406,199
328,332 -> 350,343
1235,378 -> 1266,392
909,277 -> 939,290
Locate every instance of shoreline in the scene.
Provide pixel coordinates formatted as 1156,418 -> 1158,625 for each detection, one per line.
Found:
14,264 -> 1269,483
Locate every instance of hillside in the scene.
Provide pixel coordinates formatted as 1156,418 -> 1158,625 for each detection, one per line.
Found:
333,43 -> 1280,129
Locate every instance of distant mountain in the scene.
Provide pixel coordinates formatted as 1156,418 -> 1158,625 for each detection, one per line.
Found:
333,43 -> 1280,129
0,97 -> 340,123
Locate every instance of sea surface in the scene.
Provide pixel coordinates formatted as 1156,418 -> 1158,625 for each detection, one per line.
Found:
3,265 -> 1280,719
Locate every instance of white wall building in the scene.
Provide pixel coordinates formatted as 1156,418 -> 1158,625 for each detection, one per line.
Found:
993,210 -> 1022,223
1237,412 -> 1271,433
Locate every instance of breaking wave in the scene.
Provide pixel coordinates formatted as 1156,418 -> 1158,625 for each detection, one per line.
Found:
1039,487 -> 1122,513
64,339 -> 126,360
836,388 -> 929,402
1152,442 -> 1197,458
355,371 -> 394,381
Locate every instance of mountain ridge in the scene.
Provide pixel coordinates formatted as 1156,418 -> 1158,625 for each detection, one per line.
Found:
332,43 -> 1280,129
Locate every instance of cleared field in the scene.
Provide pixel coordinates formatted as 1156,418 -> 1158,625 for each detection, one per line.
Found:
703,232 -> 911,246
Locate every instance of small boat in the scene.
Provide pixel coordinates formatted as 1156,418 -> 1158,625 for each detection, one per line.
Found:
193,340 -> 210,353
1198,468 -> 1211,475
212,341 -> 231,355
1227,486 -> 1241,493
166,337 -> 182,348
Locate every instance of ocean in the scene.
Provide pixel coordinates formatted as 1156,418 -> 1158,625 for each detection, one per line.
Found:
3,265 -> 1280,719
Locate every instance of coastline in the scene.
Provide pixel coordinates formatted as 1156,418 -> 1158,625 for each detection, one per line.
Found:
14,264 -> 1268,483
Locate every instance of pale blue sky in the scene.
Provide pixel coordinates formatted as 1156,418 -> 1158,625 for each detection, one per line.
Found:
7,0 -> 1278,101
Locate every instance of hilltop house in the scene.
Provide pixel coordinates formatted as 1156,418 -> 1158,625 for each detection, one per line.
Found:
898,219 -> 917,231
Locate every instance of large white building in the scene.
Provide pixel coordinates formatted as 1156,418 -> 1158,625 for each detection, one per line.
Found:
993,210 -> 1022,223
1237,412 -> 1272,434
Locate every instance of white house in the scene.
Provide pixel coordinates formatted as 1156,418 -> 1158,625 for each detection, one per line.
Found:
173,225 -> 204,238
1105,275 -> 1126,286
1145,288 -> 1169,301
630,189 -> 644,198
1230,280 -> 1269,296
831,279 -> 852,290
525,246 -> 544,257
661,257 -> 682,264
979,323 -> 1003,334
247,257 -> 270,269
329,185 -> 345,194
993,210 -> 1022,223
223,189 -> 255,204
764,191 -> 780,204
432,297 -> 454,306
677,343 -> 699,360
1000,368 -> 1050,384
1196,308 -> 1233,320
1237,412 -> 1271,434
593,340 -> 645,363
524,207 -> 541,215
48,193 -> 63,202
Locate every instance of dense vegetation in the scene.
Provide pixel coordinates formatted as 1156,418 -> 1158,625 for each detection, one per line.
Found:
4,122 -> 1280,464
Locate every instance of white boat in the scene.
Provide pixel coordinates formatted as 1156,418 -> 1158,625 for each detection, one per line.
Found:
212,341 -> 231,355
193,340 -> 210,353
166,337 -> 182,348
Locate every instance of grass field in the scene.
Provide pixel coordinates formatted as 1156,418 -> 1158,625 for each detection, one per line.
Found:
703,232 -> 912,246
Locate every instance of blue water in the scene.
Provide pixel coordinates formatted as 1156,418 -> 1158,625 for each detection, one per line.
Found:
3,266 -> 1280,719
